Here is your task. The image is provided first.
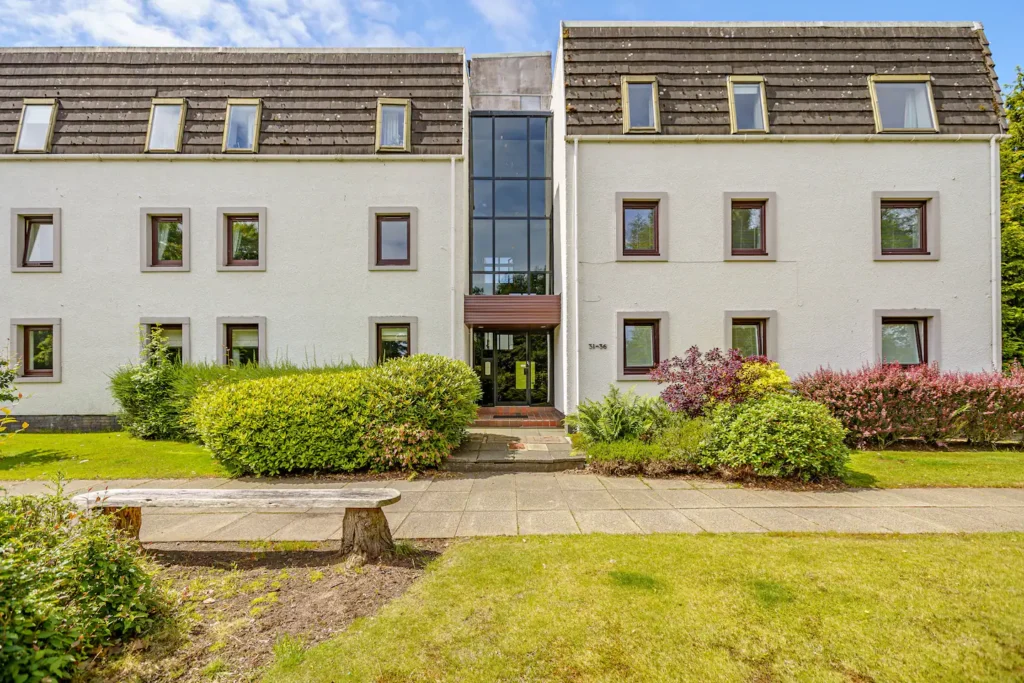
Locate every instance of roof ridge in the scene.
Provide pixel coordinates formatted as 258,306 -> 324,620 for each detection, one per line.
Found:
0,46 -> 465,54
561,20 -> 980,28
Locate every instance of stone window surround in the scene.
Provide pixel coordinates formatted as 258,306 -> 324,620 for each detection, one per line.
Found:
140,317 -> 191,362
723,192 -> 777,261
615,311 -> 668,381
10,317 -> 62,383
216,207 -> 267,271
140,208 -> 191,272
10,208 -> 62,273
216,316 -> 267,365
369,316 -> 418,365
872,191 -> 940,261
724,310 -> 779,361
873,308 -> 940,367
615,192 -> 669,262
368,207 -> 418,271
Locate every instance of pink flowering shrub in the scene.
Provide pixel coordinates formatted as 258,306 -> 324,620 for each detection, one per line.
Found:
793,363 -> 1024,447
650,346 -> 775,417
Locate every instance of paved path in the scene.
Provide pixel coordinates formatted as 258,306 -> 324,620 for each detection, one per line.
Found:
4,475 -> 1024,540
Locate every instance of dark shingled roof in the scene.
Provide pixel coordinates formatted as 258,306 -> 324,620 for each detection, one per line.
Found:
562,23 -> 1005,136
0,48 -> 464,155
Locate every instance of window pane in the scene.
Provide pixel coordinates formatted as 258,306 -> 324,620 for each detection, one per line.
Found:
624,324 -> 655,368
529,180 -> 549,218
17,104 -> 54,151
155,219 -> 183,262
495,180 -> 528,217
494,118 -> 527,177
225,104 -> 258,150
530,272 -> 548,294
732,324 -> 762,358
149,104 -> 182,150
473,180 -> 493,217
529,219 -> 548,272
880,205 -> 923,250
378,218 -> 409,262
472,219 -> 493,272
154,326 -> 184,364
472,117 -> 492,177
379,326 -> 410,361
471,273 -> 492,295
494,220 -> 528,273
624,205 -> 656,252
628,82 -> 655,129
528,117 -> 549,177
731,205 -> 763,251
230,328 -> 259,365
882,322 -> 922,365
230,219 -> 259,261
28,328 -> 53,372
732,83 -> 765,131
25,221 -> 53,263
380,104 -> 406,147
875,82 -> 934,129
495,273 -> 529,295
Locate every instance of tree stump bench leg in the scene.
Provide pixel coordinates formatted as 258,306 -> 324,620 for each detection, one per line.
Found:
341,508 -> 394,564
101,506 -> 142,540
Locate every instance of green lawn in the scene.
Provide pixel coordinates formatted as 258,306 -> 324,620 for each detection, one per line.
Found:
0,432 -> 226,480
845,449 -> 1024,488
267,534 -> 1024,683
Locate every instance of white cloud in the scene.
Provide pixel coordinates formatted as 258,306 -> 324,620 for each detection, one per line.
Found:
467,0 -> 534,38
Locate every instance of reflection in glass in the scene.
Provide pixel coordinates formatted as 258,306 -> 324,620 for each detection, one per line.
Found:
494,118 -> 527,177
732,83 -> 765,131
225,104 -> 258,151
628,82 -> 655,129
149,104 -> 183,150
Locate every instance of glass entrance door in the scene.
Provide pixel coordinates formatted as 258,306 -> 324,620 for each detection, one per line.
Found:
472,330 -> 552,406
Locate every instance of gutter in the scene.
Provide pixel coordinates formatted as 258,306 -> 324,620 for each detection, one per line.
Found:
0,154 -> 464,162
991,135 -> 1003,370
565,134 -> 1006,144
450,156 -> 457,359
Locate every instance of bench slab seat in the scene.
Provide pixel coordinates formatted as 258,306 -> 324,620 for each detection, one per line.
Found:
71,488 -> 401,561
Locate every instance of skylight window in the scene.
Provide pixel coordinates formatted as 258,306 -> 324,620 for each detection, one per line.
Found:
375,98 -> 411,152
223,99 -> 261,152
727,76 -> 769,133
621,76 -> 660,133
146,98 -> 186,153
15,99 -> 57,152
869,75 -> 938,133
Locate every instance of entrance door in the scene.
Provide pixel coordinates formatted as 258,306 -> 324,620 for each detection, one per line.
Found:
472,330 -> 552,406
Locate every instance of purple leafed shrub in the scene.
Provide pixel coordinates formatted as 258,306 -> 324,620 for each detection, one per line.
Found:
793,363 -> 1024,447
651,346 -> 770,417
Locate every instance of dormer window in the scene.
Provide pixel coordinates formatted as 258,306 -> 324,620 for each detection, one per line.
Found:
868,75 -> 938,133
621,76 -> 660,133
727,76 -> 769,133
223,98 -> 261,152
146,98 -> 186,153
375,98 -> 411,152
15,99 -> 57,152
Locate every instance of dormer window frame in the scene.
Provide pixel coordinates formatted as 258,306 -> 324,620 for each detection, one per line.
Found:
145,97 -> 187,153
222,98 -> 262,153
868,74 -> 940,134
14,98 -> 58,153
621,76 -> 661,134
727,76 -> 770,134
375,98 -> 412,153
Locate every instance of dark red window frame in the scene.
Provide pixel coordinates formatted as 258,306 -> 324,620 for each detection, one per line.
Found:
376,323 -> 411,363
880,200 -> 928,256
22,325 -> 54,377
731,200 -> 768,256
622,200 -> 660,256
150,215 -> 184,267
731,318 -> 767,357
375,215 -> 411,266
622,318 -> 660,375
224,324 -> 260,366
226,215 -> 260,266
21,216 -> 54,267
881,317 -> 928,366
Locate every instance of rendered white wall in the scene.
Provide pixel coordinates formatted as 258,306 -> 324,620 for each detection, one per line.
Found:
572,141 -> 996,404
1,159 -> 464,415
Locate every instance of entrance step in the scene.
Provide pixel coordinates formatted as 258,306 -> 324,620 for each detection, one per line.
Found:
472,407 -> 565,429
446,429 -> 584,473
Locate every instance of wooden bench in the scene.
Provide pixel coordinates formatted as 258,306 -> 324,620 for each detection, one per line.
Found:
71,488 -> 401,561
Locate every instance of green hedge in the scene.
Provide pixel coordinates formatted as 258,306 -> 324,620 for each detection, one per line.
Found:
188,355 -> 481,475
1,492 -> 163,681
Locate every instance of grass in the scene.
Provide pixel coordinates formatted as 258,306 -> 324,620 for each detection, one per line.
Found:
845,449 -> 1024,488
266,534 -> 1024,682
0,432 -> 227,480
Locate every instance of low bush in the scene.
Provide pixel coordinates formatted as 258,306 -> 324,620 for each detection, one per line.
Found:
564,386 -> 671,443
188,355 -> 480,475
1,352 -> 26,441
574,413 -> 712,476
794,363 -> 1024,448
0,491 -> 163,682
701,393 -> 849,481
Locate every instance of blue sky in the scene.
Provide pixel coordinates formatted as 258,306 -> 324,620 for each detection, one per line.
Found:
0,0 -> 1020,87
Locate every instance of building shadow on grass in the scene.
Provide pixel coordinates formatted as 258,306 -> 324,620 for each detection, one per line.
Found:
0,448 -> 71,473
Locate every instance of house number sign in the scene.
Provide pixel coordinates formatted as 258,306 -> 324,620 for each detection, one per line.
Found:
589,343 -> 608,350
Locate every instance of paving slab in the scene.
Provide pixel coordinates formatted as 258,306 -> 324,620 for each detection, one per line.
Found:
991,488 -> 1024,504
466,490 -> 517,511
681,508 -> 767,533
690,480 -> 735,489
270,514 -> 345,541
643,478 -> 696,490
784,508 -> 893,533
701,489 -> 776,508
413,492 -> 469,512
626,509 -> 702,534
140,512 -> 247,543
598,476 -> 650,490
470,474 -> 518,491
202,513 -> 298,541
343,479 -> 432,492
394,512 -> 461,539
742,490 -> 820,507
179,478 -> 233,489
844,507 -> 953,533
801,491 -> 871,507
516,489 -> 569,511
0,480 -> 57,496
657,489 -> 724,509
457,511 -> 518,537
563,490 -> 621,510
735,507 -> 824,532
573,510 -> 643,534
841,490 -> 932,507
893,488 -> 991,507
383,491 -> 422,512
514,473 -> 560,490
899,507 -> 1009,532
426,478 -> 474,492
954,489 -> 1024,507
517,510 -> 580,535
955,506 -> 1024,531
608,489 -> 671,510
555,474 -> 605,490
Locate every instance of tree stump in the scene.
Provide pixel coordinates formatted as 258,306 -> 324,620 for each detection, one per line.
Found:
102,506 -> 142,540
340,508 -> 394,565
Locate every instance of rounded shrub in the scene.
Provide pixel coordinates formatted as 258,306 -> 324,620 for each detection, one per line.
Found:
702,393 -> 849,481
